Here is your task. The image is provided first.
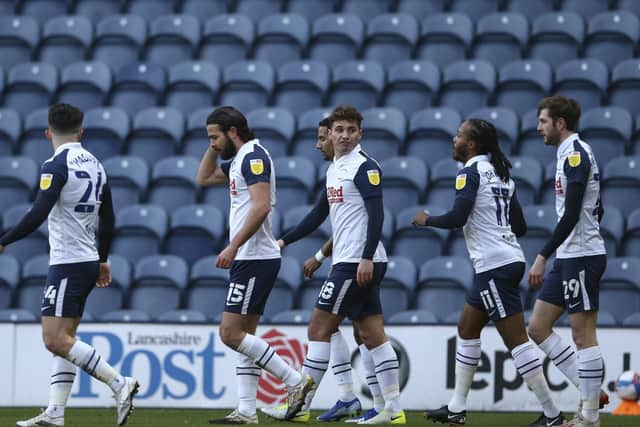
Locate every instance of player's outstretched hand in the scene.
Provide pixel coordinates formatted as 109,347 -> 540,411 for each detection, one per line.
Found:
528,254 -> 546,289
216,244 -> 237,269
357,259 -> 373,287
97,262 -> 112,288
303,257 -> 321,278
412,211 -> 428,227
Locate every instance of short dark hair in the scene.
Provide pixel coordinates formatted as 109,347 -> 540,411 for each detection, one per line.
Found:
329,105 -> 362,129
206,106 -> 255,142
537,95 -> 581,131
318,117 -> 331,128
48,103 -> 83,134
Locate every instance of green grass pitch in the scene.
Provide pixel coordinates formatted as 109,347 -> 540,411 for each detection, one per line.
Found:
1,408 -> 638,426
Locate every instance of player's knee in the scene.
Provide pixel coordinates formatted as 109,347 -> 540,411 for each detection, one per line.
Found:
527,322 -> 549,345
307,322 -> 332,342
457,323 -> 480,340
43,333 -> 66,356
218,324 -> 241,349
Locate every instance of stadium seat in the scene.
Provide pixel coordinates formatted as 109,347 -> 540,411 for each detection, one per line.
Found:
309,14 -> 364,65
504,0 -> 555,21
328,60 -> 385,112
84,254 -> 130,318
127,107 -> 184,165
274,60 -> 330,113
82,107 -> 129,162
200,180 -> 231,217
440,60 -> 496,118
599,205 -> 623,257
181,0 -> 227,20
406,108 -> 460,166
3,204 -> 48,264
186,255 -> 230,317
111,204 -> 168,263
129,254 -> 188,318
380,157 -> 428,216
380,256 -> 417,317
618,0 -> 640,16
19,0 -> 68,25
340,0 -> 387,22
0,15 -> 38,70
623,208 -> 640,257
510,156 -> 543,205
517,109 -> 556,166
0,254 -> 19,310
56,61 -> 112,112
553,59 -> 608,111
466,107 -> 519,154
286,0 -> 333,22
382,60 -> 440,117
0,157 -> 38,216
18,108 -> 53,166
157,309 -> 208,323
472,12 -> 528,69
448,0 -> 499,19
273,157 -> 316,213
182,107 -> 212,158
387,309 -> 439,324
601,156 -> 640,217
393,205 -> 447,267
109,62 -> 166,117
521,205 -> 555,264
72,0 -> 122,25
296,259 -> 332,310
263,256 -> 300,318
147,156 -> 199,212
100,309 -> 152,322
144,14 -> 200,68
254,13 -> 309,68
103,156 -> 149,212
584,11 -> 639,69
622,312 -> 640,327
124,0 -> 175,22
0,308 -> 37,322
579,107 -> 632,168
281,204 -> 332,265
559,0 -> 610,21
270,309 -> 312,324
165,61 -> 220,115
495,60 -> 553,117
220,61 -> 274,113
420,14 -> 472,72
5,62 -> 58,117
235,0 -> 282,22
529,12 -> 584,65
538,161 -> 557,205
165,204 -> 225,265
0,109 -> 22,157
609,60 -> 640,118
426,158 -> 462,208
200,14 -> 254,67
396,0 -> 445,20
290,108 -> 332,168
246,107 -> 295,159
363,13 -> 418,70
36,15 -> 92,69
359,107 -> 406,160
600,257 -> 640,323
19,254 -> 48,289
92,14 -> 147,73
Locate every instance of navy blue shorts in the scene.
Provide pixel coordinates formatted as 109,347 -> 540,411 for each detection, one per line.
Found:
41,261 -> 100,317
224,259 -> 280,315
537,255 -> 606,313
467,262 -> 525,321
315,262 -> 386,320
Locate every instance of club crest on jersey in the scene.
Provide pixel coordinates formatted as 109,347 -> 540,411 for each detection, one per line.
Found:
367,169 -> 380,186
250,159 -> 264,175
40,173 -> 53,190
455,174 -> 467,190
568,151 -> 581,167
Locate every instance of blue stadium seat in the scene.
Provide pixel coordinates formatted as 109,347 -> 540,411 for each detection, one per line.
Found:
286,0 -> 333,22
0,156 -> 38,215
56,61 -> 112,112
426,158 -> 462,208
406,108 -> 460,166
380,157 -> 428,216
124,0 -> 175,22
235,0 -> 282,22
382,205 -> 395,248
36,15 -> 92,69
19,0 -> 68,25
200,179 -> 231,216
281,204 -> 332,265
3,204 -> 48,263
220,61 -> 274,113
467,107 -> 519,154
186,255 -> 229,317
296,259 -> 332,309
290,108 -> 332,167
517,109 -> 556,166
504,0 -> 555,21
109,62 -> 166,117
495,60 -> 552,117
539,160 -> 557,205
263,256 -> 300,318
181,0 -> 227,18
0,15 -> 38,70
529,12 -> 584,65
103,156 -> 149,212
72,0 -> 122,25
609,60 -> 640,118
18,108 -> 53,165
600,257 -> 640,323
0,254 -> 19,310
618,0 -> 640,16
380,256 -> 417,317
579,107 -> 632,167
0,309 -> 37,322
200,14 -> 253,67
84,254 -> 130,318
472,12 -> 528,69
521,205 -> 555,264
165,61 -> 220,115
165,204 -> 225,265
269,309 -> 312,324
328,60 -> 385,112
112,204 -> 168,263
254,13 -> 309,68
585,11 -> 639,69
340,0 -> 387,23
309,14 -> 364,65
100,309 -> 152,322
602,156 -> 640,217
559,0 -> 610,21
363,14 -> 418,70
393,205 -> 447,267
387,309 -> 439,325
510,156 -> 543,205
129,254 -> 188,318
623,208 -> 640,257
156,309 -> 208,322
92,14 -> 147,73
417,13 -> 472,70
622,312 -> 640,327
275,60 -> 330,112
182,107 -> 212,158
0,108 -> 22,157
599,205 -> 623,257
144,14 -> 200,68
148,156 -> 199,212
554,59 -> 608,111
82,107 -> 129,161
448,0 -> 499,20
396,0 -> 445,20
127,107 -> 184,165
359,107 -> 405,160
415,256 -> 474,319
273,156 -> 316,213
383,60 -> 440,117
20,253 -> 48,288
5,62 -> 58,117
246,107 -> 295,158
440,60 -> 496,118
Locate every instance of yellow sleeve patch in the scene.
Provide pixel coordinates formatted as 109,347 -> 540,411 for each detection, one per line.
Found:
39,173 -> 53,190
455,174 -> 467,190
568,151 -> 581,167
367,169 -> 380,186
249,159 -> 264,175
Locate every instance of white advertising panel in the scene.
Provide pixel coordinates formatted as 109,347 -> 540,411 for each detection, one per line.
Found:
0,324 -> 14,405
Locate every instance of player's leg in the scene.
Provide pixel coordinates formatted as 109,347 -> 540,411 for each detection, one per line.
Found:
236,315 -> 262,421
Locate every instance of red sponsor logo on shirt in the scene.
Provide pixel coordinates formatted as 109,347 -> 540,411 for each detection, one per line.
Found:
327,186 -> 344,203
230,178 -> 237,196
555,176 -> 563,195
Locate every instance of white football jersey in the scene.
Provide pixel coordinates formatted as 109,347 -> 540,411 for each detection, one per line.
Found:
222,139 -> 280,260
325,145 -> 387,264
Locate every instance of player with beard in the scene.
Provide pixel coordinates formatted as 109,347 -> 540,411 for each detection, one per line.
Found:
196,106 -> 313,424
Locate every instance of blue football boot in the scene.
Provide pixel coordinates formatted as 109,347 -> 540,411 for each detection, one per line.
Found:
317,397 -> 362,422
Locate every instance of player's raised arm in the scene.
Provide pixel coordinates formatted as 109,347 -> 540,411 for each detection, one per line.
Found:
196,145 -> 229,186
